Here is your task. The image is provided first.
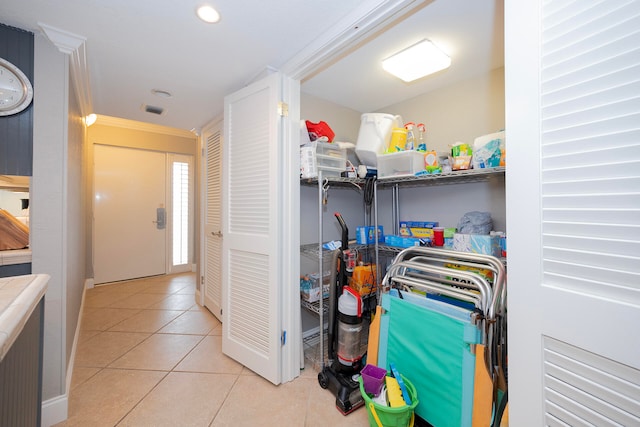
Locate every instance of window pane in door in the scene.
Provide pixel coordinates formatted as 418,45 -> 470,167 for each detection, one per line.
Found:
172,161 -> 189,266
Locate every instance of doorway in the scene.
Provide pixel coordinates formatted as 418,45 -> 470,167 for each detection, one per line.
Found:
93,144 -> 194,284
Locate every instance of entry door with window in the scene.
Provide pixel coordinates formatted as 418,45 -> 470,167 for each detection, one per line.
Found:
94,145 -> 193,284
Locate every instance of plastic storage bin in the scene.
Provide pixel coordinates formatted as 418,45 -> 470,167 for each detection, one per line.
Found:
300,141 -> 346,178
377,151 -> 425,179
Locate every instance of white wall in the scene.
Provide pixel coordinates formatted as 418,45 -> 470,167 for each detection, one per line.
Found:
32,33 -> 68,404
65,72 -> 87,373
381,67 -> 505,154
32,33 -> 89,426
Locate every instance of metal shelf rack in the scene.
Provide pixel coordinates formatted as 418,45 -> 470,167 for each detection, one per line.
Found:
375,166 -> 505,188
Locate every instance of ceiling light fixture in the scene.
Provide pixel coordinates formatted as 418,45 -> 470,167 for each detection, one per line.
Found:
197,5 -> 220,23
382,39 -> 451,83
85,113 -> 97,126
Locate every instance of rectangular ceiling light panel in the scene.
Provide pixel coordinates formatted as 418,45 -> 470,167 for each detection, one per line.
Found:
382,39 -> 451,82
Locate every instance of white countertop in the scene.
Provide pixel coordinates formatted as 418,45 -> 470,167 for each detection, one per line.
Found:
0,274 -> 49,361
0,249 -> 32,266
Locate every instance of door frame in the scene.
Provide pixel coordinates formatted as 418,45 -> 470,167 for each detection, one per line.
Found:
199,0 -> 433,382
91,142 -> 194,283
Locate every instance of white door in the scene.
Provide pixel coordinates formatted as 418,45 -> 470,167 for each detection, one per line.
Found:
203,121 -> 223,321
506,1 -> 640,425
221,72 -> 300,385
94,144 -> 167,284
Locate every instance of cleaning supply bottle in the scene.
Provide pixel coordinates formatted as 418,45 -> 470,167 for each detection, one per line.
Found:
417,123 -> 427,151
404,122 -> 416,150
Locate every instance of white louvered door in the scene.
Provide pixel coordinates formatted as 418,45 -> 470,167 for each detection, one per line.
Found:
221,72 -> 299,385
203,122 -> 223,321
506,1 -> 640,425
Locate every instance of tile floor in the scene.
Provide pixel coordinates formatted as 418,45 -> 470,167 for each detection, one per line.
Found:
56,272 -> 371,426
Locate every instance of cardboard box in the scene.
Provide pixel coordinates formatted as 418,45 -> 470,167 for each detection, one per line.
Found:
349,264 -> 377,295
452,233 -> 501,257
384,235 -> 427,248
300,271 -> 330,302
399,221 -> 439,238
399,226 -> 434,238
399,221 -> 439,228
356,226 -> 384,244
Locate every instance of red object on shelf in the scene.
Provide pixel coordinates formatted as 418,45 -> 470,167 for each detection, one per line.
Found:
305,120 -> 335,142
433,227 -> 444,247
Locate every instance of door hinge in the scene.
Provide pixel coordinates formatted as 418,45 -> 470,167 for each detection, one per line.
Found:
201,276 -> 204,285
278,101 -> 289,117
281,330 -> 287,346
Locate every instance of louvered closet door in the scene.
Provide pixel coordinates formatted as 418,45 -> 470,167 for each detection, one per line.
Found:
221,73 -> 284,384
506,1 -> 640,425
204,123 -> 223,321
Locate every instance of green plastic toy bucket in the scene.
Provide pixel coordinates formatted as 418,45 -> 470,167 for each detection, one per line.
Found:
359,374 -> 419,427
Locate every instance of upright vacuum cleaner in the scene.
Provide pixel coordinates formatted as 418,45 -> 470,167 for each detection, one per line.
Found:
318,212 -> 365,414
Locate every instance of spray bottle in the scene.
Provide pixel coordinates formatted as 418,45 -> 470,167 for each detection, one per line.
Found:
404,122 -> 416,150
417,123 -> 427,151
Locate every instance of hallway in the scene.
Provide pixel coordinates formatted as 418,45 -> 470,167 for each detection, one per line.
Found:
57,273 -> 370,426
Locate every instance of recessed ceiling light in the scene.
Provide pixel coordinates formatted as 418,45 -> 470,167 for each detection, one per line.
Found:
197,5 -> 220,23
382,39 -> 451,82
151,89 -> 172,98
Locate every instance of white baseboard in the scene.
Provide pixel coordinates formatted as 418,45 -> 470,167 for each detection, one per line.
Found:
41,394 -> 68,427
85,277 -> 95,289
43,280 -> 89,426
66,283 -> 88,392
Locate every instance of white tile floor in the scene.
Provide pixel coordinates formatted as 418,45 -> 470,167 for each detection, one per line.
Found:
56,272 -> 371,426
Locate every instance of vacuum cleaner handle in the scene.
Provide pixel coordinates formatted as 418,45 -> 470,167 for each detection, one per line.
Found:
334,212 -> 349,250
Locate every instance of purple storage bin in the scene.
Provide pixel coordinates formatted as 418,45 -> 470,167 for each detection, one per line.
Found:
361,364 -> 387,396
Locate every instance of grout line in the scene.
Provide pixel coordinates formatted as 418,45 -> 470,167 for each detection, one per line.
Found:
113,370 -> 171,426
208,372 -> 242,426
168,333 -> 207,372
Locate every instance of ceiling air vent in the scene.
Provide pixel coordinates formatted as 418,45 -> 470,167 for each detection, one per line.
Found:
143,104 -> 164,115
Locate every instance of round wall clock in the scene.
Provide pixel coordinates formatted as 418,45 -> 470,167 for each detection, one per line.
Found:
0,57 -> 34,116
